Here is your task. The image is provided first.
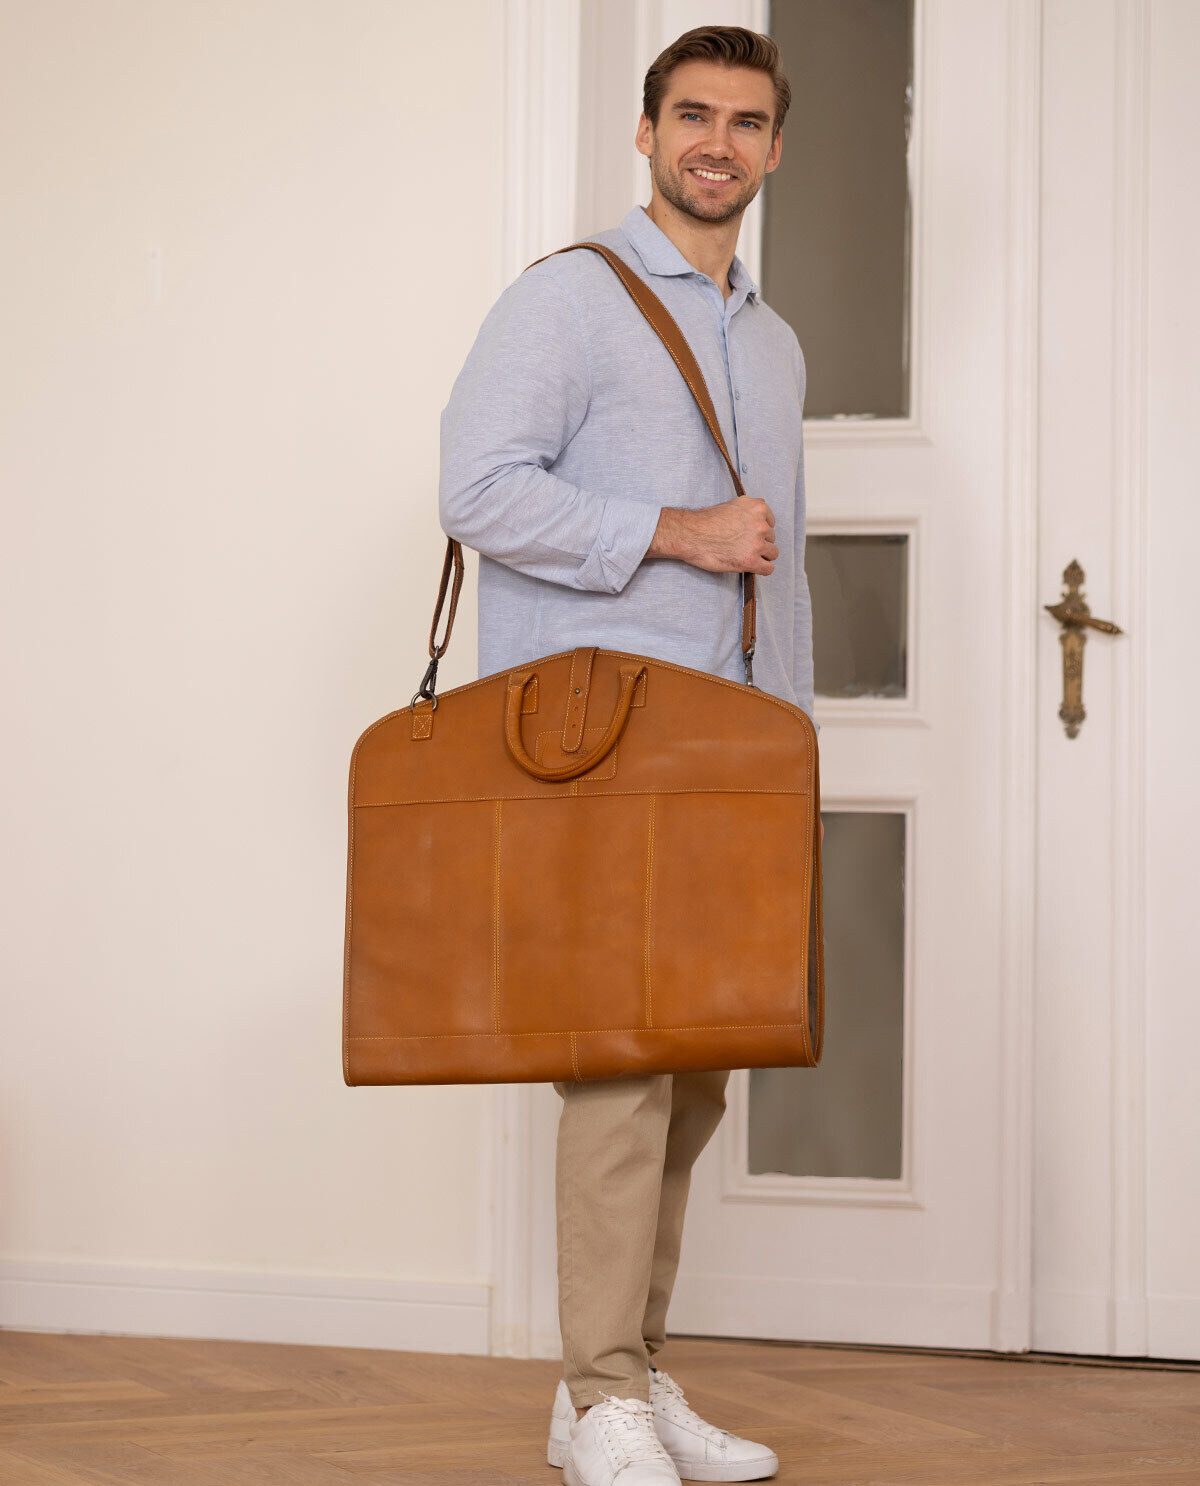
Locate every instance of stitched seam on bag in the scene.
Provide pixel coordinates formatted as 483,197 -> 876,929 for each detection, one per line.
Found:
348,648 -> 814,744
342,755 -> 358,1074
348,1023 -> 810,1039
798,753 -> 815,1063
533,725 -> 618,781
570,1032 -> 581,1081
564,649 -> 582,745
643,795 -> 655,1027
563,647 -> 595,752
492,799 -> 503,1034
355,786 -> 809,808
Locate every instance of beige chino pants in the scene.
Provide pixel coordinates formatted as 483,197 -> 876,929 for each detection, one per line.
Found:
552,1068 -> 731,1408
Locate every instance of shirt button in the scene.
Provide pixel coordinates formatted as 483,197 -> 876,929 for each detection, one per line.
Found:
735,390 -> 741,401
740,462 -> 749,474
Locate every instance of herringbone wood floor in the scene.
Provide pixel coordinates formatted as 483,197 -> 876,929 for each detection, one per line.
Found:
1,1330 -> 1198,1484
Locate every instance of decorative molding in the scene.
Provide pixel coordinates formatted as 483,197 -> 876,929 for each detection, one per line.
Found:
722,797 -> 920,1208
487,1085 -> 535,1356
488,0 -> 586,1360
802,0 -> 931,447
0,1262 -> 490,1356
721,1108 -> 923,1207
807,515 -> 925,728
1106,0 -> 1151,1359
803,421 -> 934,447
503,0 -> 583,281
991,0 -> 1044,1356
813,702 -> 929,730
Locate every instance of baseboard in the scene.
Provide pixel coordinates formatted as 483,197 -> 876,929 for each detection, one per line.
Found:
669,1273 -> 996,1350
0,1260 -> 491,1355
1032,1290 -> 1200,1362
1148,1294 -> 1200,1362
1032,1288 -> 1115,1354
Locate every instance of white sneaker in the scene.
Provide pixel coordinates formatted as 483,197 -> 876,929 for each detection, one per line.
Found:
548,1371 -> 778,1482
647,1366 -> 778,1482
548,1386 -> 681,1485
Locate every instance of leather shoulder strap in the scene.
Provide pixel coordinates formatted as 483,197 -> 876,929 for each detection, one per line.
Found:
527,242 -> 756,670
419,240 -> 759,707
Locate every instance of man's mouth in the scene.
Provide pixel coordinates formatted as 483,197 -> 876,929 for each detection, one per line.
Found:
688,167 -> 736,185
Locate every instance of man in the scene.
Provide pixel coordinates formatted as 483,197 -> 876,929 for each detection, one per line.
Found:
440,25 -> 818,1486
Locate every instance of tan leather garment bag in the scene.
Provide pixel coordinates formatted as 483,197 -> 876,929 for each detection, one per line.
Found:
343,242 -> 824,1086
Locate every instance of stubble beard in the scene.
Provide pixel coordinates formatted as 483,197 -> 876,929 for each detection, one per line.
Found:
649,142 -> 762,225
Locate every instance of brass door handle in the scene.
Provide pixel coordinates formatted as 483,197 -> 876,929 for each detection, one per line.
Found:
1043,559 -> 1124,738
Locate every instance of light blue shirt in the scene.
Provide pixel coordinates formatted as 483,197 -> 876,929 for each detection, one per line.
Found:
439,204 -> 814,724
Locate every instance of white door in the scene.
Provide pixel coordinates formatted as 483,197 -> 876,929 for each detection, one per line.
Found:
668,0 -> 1022,1351
491,0 -> 1200,1362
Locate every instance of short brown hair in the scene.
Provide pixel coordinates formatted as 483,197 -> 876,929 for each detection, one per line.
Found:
643,25 -> 791,139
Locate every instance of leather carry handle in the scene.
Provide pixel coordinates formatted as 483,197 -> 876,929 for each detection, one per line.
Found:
503,662 -> 646,781
417,240 -> 757,707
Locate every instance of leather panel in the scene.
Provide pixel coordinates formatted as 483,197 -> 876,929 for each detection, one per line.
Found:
497,794 -> 649,1034
648,791 -> 812,1033
347,801 -> 495,1039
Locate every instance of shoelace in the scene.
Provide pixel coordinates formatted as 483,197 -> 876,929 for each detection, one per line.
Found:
649,1368 -> 728,1448
591,1394 -> 675,1464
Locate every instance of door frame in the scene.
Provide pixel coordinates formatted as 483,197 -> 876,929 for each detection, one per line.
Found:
483,0 -> 1152,1362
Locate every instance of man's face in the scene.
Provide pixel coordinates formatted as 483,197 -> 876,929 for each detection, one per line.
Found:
635,59 -> 783,225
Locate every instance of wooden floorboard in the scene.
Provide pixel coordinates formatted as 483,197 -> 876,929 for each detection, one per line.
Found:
0,1330 -> 1197,1483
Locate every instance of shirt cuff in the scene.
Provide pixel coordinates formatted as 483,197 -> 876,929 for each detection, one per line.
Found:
576,497 -> 661,594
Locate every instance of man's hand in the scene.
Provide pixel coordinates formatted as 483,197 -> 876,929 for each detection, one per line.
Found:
647,498 -> 778,575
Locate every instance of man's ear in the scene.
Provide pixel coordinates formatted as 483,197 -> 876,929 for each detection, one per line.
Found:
765,127 -> 783,174
635,112 -> 654,160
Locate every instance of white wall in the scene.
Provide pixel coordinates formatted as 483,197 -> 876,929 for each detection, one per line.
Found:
0,0 -> 504,1348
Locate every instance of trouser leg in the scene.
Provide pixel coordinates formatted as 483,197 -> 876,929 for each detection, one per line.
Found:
642,1068 -> 731,1361
553,1073 -> 672,1407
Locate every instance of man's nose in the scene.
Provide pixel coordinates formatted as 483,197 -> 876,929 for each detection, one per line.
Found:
702,127 -> 736,157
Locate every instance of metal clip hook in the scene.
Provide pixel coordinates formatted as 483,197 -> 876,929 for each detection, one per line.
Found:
410,654 -> 440,712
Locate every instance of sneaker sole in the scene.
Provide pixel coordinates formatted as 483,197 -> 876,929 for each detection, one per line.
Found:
551,1437 -> 777,1483
669,1458 -> 779,1483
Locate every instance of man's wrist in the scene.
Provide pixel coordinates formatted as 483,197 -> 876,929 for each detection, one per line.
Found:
646,506 -> 699,563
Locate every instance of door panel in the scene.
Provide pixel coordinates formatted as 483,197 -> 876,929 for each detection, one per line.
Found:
670,0 -> 1013,1349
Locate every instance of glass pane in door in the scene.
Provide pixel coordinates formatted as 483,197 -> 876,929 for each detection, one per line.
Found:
748,810 -> 906,1179
763,0 -> 914,418
808,533 -> 908,698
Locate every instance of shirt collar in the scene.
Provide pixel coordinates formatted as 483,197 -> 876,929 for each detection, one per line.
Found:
619,204 -> 760,302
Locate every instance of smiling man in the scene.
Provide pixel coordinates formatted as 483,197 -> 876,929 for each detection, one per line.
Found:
440,25 -> 813,1486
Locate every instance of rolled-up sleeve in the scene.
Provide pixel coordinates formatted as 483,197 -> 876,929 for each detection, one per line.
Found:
439,268 -> 661,594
